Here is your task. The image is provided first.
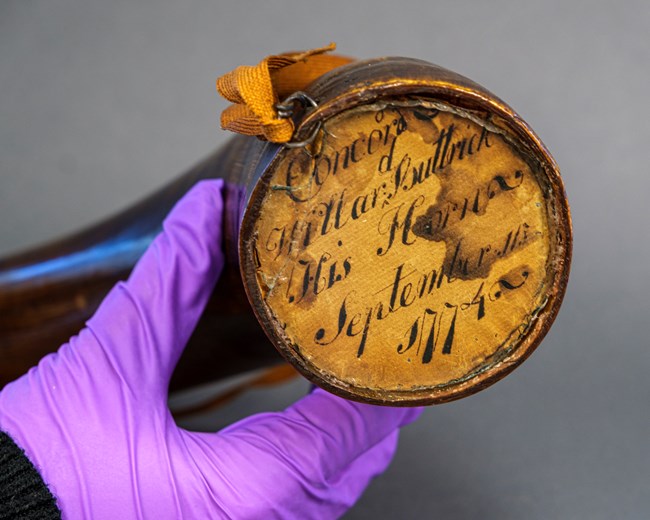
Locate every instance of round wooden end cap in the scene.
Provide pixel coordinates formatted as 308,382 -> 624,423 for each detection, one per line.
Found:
239,62 -> 571,405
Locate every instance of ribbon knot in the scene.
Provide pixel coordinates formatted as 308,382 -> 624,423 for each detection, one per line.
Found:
216,43 -> 352,143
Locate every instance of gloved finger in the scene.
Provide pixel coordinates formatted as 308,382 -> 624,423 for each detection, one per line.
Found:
85,179 -> 225,391
207,388 -> 421,518
321,429 -> 400,514
199,429 -> 400,520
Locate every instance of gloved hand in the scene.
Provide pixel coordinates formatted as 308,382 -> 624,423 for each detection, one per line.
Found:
0,180 -> 421,519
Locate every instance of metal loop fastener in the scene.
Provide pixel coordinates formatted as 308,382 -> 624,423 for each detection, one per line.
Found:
275,91 -> 321,148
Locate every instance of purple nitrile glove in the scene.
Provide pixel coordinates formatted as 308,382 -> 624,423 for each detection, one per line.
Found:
0,179 -> 421,519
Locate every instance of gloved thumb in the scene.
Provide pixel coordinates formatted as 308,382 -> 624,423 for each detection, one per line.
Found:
84,179 -> 225,392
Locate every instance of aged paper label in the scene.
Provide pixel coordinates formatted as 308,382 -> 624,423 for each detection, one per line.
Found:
251,102 -> 552,394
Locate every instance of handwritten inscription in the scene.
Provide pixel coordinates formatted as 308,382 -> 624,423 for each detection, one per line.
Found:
253,102 -> 551,391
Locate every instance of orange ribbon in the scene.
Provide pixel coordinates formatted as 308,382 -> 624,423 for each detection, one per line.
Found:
216,43 -> 353,143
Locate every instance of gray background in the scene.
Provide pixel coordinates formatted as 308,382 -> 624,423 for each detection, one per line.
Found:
1,0 -> 648,518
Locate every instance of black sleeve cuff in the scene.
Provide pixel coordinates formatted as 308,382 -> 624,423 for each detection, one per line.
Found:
0,431 -> 61,519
